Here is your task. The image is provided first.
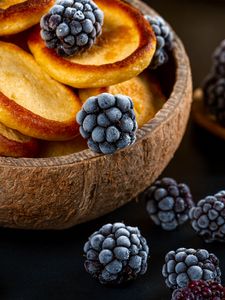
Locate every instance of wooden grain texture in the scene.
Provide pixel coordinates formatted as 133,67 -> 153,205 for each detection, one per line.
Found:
0,0 -> 192,229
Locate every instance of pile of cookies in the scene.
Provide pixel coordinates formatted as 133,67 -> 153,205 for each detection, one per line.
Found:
0,0 -> 171,158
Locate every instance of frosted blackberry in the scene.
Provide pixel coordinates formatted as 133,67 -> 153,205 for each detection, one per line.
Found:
145,177 -> 194,231
172,280 -> 225,300
144,15 -> 174,69
76,93 -> 138,154
203,76 -> 225,125
162,248 -> 221,290
213,39 -> 225,78
40,0 -> 104,57
189,190 -> 225,243
83,223 -> 149,285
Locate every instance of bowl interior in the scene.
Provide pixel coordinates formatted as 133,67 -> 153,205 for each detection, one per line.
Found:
155,54 -> 176,99
0,0 -> 183,167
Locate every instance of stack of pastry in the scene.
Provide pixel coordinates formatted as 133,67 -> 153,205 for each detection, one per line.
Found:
0,0 -> 166,158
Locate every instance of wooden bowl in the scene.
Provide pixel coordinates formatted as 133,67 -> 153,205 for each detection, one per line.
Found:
192,89 -> 225,140
0,0 -> 192,230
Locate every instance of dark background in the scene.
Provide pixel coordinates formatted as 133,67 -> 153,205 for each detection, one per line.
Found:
1,0 -> 225,299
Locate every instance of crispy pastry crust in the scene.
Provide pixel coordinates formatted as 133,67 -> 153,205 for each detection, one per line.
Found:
28,0 -> 156,88
0,42 -> 80,141
0,0 -> 54,36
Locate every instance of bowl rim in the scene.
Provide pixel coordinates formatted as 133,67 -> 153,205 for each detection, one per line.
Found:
0,0 -> 190,168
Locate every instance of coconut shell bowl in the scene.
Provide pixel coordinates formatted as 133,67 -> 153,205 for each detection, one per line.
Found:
0,0 -> 192,230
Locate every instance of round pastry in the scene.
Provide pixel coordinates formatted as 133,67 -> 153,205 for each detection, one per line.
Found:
0,121 -> 39,157
0,0 -> 54,36
28,0 -> 156,88
41,72 -> 165,157
0,41 -> 81,141
79,72 -> 165,128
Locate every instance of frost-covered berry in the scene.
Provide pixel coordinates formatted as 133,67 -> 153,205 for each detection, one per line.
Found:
40,0 -> 104,57
203,76 -> 225,125
83,223 -> 149,285
189,190 -> 225,243
213,39 -> 225,78
172,280 -> 225,300
144,15 -> 174,69
162,248 -> 221,290
76,93 -> 138,154
145,177 -> 194,231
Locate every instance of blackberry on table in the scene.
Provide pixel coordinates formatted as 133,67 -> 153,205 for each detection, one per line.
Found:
189,190 -> 225,243
213,39 -> 225,78
83,223 -> 149,285
145,177 -> 194,231
172,280 -> 225,300
203,76 -> 225,125
162,248 -> 221,290
144,15 -> 174,69
40,0 -> 104,57
76,93 -> 138,154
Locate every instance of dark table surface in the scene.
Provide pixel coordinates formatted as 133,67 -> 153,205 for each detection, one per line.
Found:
1,1 -> 225,299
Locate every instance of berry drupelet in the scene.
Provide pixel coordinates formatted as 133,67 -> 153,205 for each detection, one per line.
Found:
189,191 -> 225,243
145,177 -> 194,231
144,15 -> 174,69
40,0 -> 104,57
162,248 -> 221,290
172,280 -> 225,300
203,76 -> 225,125
83,223 -> 149,285
76,93 -> 138,154
213,39 -> 225,78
